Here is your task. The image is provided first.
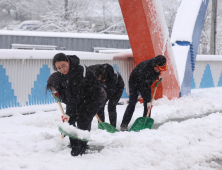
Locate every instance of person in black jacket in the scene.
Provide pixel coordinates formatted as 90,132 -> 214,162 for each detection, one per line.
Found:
89,64 -> 124,128
46,53 -> 107,156
120,55 -> 167,131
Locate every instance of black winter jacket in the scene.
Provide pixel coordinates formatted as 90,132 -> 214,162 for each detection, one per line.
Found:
57,55 -> 102,113
89,64 -> 124,99
129,55 -> 166,90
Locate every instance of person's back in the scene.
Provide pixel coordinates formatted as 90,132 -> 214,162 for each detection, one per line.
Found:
89,63 -> 124,128
130,56 -> 166,89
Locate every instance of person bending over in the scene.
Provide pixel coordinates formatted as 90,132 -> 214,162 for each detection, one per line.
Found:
120,55 -> 167,131
46,53 -> 107,156
89,64 -> 124,128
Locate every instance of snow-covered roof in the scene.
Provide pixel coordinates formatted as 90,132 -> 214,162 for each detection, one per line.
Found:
0,49 -> 114,60
196,55 -> 222,61
0,30 -> 129,40
0,49 -> 134,60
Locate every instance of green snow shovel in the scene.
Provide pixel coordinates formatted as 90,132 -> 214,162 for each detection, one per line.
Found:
58,126 -> 90,142
96,114 -> 119,133
52,93 -> 118,141
129,78 -> 162,132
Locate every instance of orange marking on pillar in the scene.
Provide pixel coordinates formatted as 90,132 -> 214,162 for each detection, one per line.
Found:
119,0 -> 180,100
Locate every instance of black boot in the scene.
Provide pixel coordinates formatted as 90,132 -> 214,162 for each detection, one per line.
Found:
71,140 -> 89,156
71,145 -> 82,156
70,138 -> 81,156
120,124 -> 128,131
81,141 -> 89,154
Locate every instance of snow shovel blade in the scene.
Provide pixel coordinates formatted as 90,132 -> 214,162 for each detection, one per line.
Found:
129,117 -> 154,132
58,126 -> 90,142
98,122 -> 119,133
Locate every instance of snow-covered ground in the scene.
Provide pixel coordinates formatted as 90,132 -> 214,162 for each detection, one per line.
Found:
1,87 -> 222,170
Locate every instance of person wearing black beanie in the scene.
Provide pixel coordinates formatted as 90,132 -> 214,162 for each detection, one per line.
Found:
120,55 -> 167,131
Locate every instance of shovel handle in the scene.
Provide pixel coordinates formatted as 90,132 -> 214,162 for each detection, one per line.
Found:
155,77 -> 162,87
52,93 -> 66,117
57,101 -> 66,117
57,101 -> 69,139
146,78 -> 162,117
57,101 -> 67,139
95,114 -> 102,123
52,93 -> 68,139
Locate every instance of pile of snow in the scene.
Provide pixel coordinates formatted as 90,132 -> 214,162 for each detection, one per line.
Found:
59,122 -> 91,141
0,87 -> 222,169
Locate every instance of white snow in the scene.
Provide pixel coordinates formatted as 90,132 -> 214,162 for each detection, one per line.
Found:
0,49 -> 115,60
196,55 -> 222,61
172,45 -> 190,87
59,122 -> 91,141
152,0 -> 169,55
171,0 -> 203,43
0,30 -> 129,40
170,0 -> 204,88
1,87 -> 222,170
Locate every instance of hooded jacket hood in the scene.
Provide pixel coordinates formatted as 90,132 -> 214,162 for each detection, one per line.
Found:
67,55 -> 80,72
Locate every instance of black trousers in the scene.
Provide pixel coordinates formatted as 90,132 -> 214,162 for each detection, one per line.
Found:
97,78 -> 124,128
97,87 -> 123,128
67,87 -> 107,146
121,83 -> 151,127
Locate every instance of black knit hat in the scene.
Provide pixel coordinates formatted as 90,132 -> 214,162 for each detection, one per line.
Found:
154,55 -> 167,66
